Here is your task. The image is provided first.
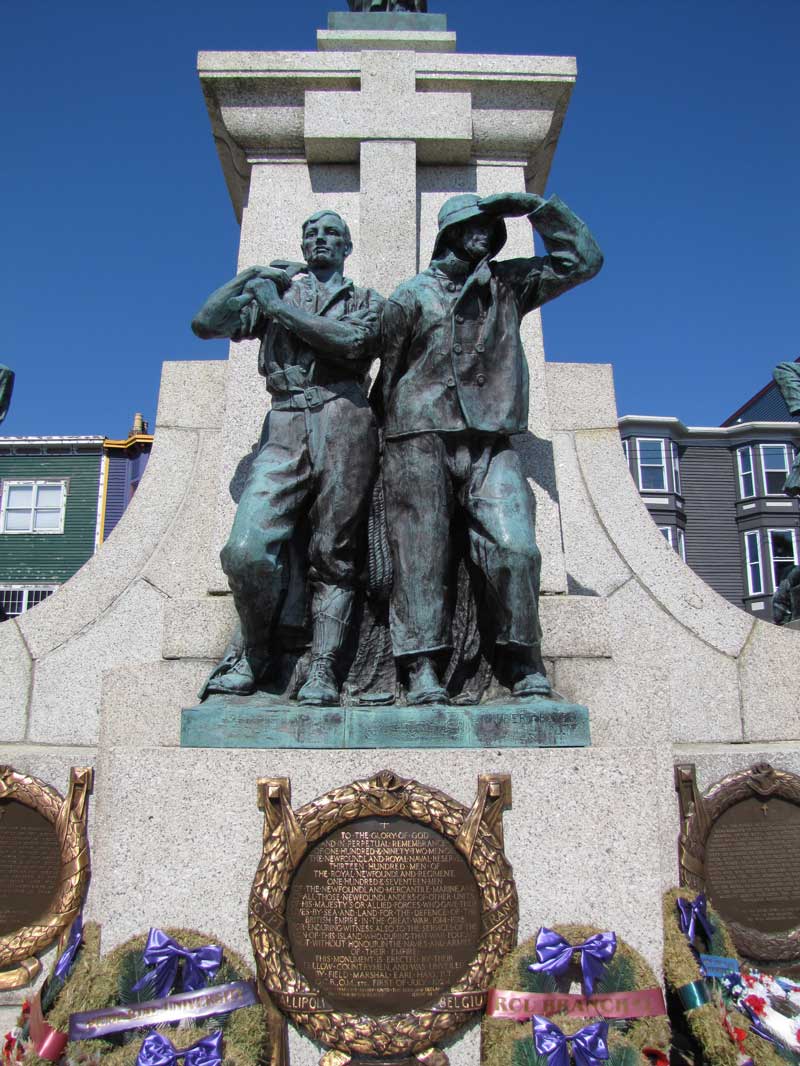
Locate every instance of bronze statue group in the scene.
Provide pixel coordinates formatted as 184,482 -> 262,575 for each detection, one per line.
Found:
193,192 -> 602,707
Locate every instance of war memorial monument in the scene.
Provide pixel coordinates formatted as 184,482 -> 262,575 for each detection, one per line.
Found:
3,4 -> 800,1065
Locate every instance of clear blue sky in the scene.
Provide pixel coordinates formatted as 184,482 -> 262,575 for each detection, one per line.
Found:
2,0 -> 798,437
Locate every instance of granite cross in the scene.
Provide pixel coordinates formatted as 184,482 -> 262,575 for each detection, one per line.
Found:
304,49 -> 471,294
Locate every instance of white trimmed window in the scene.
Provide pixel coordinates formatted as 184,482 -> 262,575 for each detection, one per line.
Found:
0,481 -> 66,534
676,528 -> 686,562
0,584 -> 57,619
737,447 -> 755,499
637,438 -> 667,491
761,444 -> 790,496
658,526 -> 673,546
622,438 -> 629,464
744,530 -> 764,596
767,528 -> 799,590
671,442 -> 682,495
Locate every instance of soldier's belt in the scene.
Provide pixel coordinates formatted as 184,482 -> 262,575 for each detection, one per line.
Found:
269,383 -> 360,411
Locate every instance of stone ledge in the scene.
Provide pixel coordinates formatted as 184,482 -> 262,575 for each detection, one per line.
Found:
162,597 -> 236,660
738,621 -> 800,742
0,620 -> 31,743
181,696 -> 590,749
540,595 -> 611,657
17,427 -> 199,660
162,595 -> 610,662
317,30 -> 457,53
546,363 -> 618,431
155,361 -> 227,431
574,428 -> 754,658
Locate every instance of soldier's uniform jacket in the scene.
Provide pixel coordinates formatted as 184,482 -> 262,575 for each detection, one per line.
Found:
232,272 -> 383,412
380,196 -> 602,439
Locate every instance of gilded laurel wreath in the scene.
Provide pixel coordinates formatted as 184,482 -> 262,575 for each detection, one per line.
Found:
249,770 -> 518,1058
0,766 -> 92,979
680,762 -> 800,962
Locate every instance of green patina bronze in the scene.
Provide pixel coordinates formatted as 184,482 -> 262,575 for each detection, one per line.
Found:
379,191 -> 603,704
771,361 -> 800,624
181,695 -> 590,750
192,211 -> 384,706
346,0 -> 428,11
0,366 -> 14,424
190,191 -> 603,731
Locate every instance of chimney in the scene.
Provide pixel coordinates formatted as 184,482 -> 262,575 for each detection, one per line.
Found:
130,412 -> 149,435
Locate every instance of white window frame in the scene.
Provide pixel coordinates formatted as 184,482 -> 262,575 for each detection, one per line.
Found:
636,437 -> 668,493
0,480 -> 67,535
737,446 -> 755,499
676,527 -> 686,562
767,527 -> 799,592
0,583 -> 58,618
622,438 -> 629,465
657,526 -> 673,546
671,442 -> 682,495
760,443 -> 790,497
744,530 -> 764,596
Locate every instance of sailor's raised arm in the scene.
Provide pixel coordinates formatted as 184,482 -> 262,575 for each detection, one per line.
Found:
480,192 -> 603,314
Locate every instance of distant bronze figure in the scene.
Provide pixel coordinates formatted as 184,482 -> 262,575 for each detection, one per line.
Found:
0,366 -> 14,424
192,212 -> 383,704
773,361 -> 800,496
347,0 -> 428,11
380,192 -> 603,703
771,362 -> 800,624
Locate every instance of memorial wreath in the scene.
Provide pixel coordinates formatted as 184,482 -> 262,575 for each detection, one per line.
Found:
481,924 -> 670,1066
662,888 -> 789,1066
6,924 -> 269,1066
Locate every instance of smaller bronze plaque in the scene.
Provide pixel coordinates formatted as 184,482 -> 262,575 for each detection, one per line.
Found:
0,800 -> 61,935
0,765 -> 92,990
287,816 -> 482,1014
705,796 -> 800,934
676,762 -> 800,961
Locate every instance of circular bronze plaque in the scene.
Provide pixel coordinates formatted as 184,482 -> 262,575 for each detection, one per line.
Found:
286,815 -> 482,1015
705,796 -> 800,934
0,798 -> 61,936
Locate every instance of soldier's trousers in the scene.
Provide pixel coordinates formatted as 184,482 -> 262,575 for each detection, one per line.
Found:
221,398 -> 378,652
382,431 -> 542,658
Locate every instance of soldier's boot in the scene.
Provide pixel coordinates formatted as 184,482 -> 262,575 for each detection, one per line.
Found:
297,585 -> 354,706
205,647 -> 269,697
507,645 -> 552,698
406,655 -> 448,705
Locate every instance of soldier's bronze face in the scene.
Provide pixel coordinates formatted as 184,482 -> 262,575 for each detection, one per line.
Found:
302,214 -> 352,272
450,217 -> 495,264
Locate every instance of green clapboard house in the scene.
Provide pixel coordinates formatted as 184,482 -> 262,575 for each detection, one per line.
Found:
0,417 -> 152,619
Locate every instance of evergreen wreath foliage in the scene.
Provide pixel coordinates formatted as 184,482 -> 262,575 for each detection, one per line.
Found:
21,927 -> 269,1066
662,888 -> 787,1066
482,924 -> 670,1066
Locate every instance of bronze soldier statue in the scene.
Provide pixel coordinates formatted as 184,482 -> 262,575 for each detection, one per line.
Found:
192,212 -> 383,704
347,1 -> 428,11
0,366 -> 14,424
380,192 -> 603,704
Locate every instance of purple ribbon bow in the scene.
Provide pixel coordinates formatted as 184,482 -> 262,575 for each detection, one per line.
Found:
54,913 -> 83,980
528,928 -> 617,996
131,929 -> 223,999
136,1030 -> 223,1066
532,1017 -> 609,1066
676,895 -> 715,945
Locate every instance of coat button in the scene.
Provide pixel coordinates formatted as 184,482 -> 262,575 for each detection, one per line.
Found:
447,282 -> 457,293
455,314 -> 464,323
476,343 -> 485,353
447,378 -> 456,388
477,374 -> 486,386
453,344 -> 462,354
